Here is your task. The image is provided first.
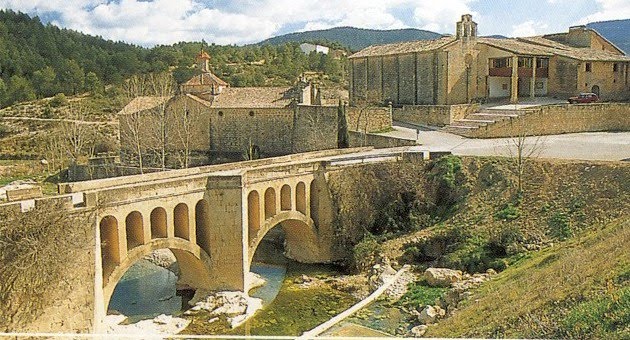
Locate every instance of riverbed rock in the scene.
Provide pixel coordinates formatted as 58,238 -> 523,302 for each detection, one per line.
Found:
247,272 -> 266,291
144,249 -> 177,271
189,291 -> 263,328
424,268 -> 463,287
410,324 -> 429,337
418,305 -> 440,324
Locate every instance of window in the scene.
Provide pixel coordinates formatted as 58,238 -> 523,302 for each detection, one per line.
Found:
536,58 -> 549,68
249,110 -> 255,117
491,58 -> 510,68
518,57 -> 533,68
585,62 -> 592,72
613,63 -> 619,72
218,110 -> 224,117
502,83 -> 508,90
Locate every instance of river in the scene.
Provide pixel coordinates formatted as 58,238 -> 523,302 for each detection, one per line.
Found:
107,240 -> 358,336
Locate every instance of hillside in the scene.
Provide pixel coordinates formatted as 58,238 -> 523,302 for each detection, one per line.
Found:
587,19 -> 630,54
257,27 -> 443,51
0,10 -> 347,109
326,156 -> 628,336
427,217 -> 628,338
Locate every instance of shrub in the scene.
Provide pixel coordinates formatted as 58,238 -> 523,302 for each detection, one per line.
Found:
0,124 -> 14,138
549,212 -> 572,240
428,155 -> 467,215
49,93 -> 68,107
494,203 -> 521,221
352,233 -> 381,272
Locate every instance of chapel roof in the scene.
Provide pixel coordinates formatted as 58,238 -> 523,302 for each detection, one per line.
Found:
348,37 -> 455,58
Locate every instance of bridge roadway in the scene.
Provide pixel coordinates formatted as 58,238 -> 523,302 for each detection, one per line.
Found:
40,146 -> 428,332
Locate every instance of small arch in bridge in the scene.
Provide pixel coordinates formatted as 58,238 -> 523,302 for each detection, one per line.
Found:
248,190 -> 261,236
264,187 -> 276,220
310,180 -> 320,226
100,215 -> 120,279
125,211 -> 144,250
280,184 -> 292,211
150,207 -> 167,239
195,199 -> 211,255
174,203 -> 190,240
296,182 -> 306,214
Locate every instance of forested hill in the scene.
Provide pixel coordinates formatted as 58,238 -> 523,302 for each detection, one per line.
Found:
587,19 -> 630,55
0,10 -> 161,106
0,10 -> 346,108
257,26 -> 443,51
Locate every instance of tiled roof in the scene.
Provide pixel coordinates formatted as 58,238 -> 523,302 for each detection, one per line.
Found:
119,96 -> 171,115
193,87 -> 295,108
348,37 -> 455,58
477,38 -> 554,56
182,72 -> 229,87
518,36 -> 630,62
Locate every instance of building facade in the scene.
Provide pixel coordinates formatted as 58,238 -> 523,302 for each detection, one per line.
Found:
349,14 -> 630,105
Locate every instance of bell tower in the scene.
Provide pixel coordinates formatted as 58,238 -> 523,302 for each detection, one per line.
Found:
456,14 -> 477,41
196,50 -> 211,72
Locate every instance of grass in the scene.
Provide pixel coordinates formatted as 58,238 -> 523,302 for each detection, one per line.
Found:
397,280 -> 448,308
426,217 -> 630,338
0,160 -> 59,196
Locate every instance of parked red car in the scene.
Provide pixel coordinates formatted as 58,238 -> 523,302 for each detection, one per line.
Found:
568,93 -> 599,104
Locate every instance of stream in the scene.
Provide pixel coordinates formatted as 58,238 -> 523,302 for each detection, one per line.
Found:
107,237 -> 358,336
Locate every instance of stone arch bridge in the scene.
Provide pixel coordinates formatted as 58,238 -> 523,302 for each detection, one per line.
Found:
2,147 -> 431,332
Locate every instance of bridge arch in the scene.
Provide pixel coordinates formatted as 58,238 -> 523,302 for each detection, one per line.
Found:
125,211 -> 144,250
174,203 -> 189,240
102,238 -> 213,314
264,187 -> 276,219
248,211 -> 321,266
150,207 -> 167,239
280,184 -> 291,211
296,181 -> 306,214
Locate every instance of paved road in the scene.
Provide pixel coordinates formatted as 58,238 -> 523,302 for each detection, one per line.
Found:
382,124 -> 630,161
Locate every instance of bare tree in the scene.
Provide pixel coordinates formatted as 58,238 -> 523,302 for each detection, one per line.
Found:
352,90 -> 382,146
145,73 -> 175,170
172,99 -> 202,168
505,112 -> 546,193
119,110 -> 146,174
60,103 -> 94,163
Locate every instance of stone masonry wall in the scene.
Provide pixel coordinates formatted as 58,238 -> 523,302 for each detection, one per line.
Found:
346,106 -> 393,133
292,105 -> 339,153
348,131 -> 416,148
467,103 -> 630,138
393,103 -> 480,127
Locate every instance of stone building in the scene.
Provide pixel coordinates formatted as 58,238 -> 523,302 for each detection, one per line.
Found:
118,52 -> 343,168
349,14 -> 630,105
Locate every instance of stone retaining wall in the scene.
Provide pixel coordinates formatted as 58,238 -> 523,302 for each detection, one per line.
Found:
348,131 -> 416,149
346,106 -> 393,133
393,104 -> 480,127
467,102 -> 630,138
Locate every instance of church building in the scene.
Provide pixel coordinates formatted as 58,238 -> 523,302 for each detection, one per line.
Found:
348,15 -> 630,105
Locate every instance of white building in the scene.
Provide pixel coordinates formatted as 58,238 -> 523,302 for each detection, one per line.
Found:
299,43 -> 330,55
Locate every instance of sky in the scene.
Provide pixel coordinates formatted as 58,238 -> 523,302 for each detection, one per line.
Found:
0,0 -> 628,47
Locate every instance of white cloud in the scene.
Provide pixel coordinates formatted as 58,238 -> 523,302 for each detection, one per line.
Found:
412,0 -> 476,34
578,0 -> 630,23
511,20 -> 549,37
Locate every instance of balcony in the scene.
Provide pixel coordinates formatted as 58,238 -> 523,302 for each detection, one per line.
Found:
489,67 -> 548,78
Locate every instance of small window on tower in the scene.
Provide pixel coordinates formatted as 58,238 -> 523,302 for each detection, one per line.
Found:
613,63 -> 619,72
585,62 -> 592,72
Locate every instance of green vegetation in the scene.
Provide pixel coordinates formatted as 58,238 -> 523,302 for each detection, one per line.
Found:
183,262 -> 356,336
397,280 -> 448,308
352,234 -> 382,272
494,202 -> 520,221
425,218 -> 629,338
0,10 -> 347,109
257,26 -> 442,51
